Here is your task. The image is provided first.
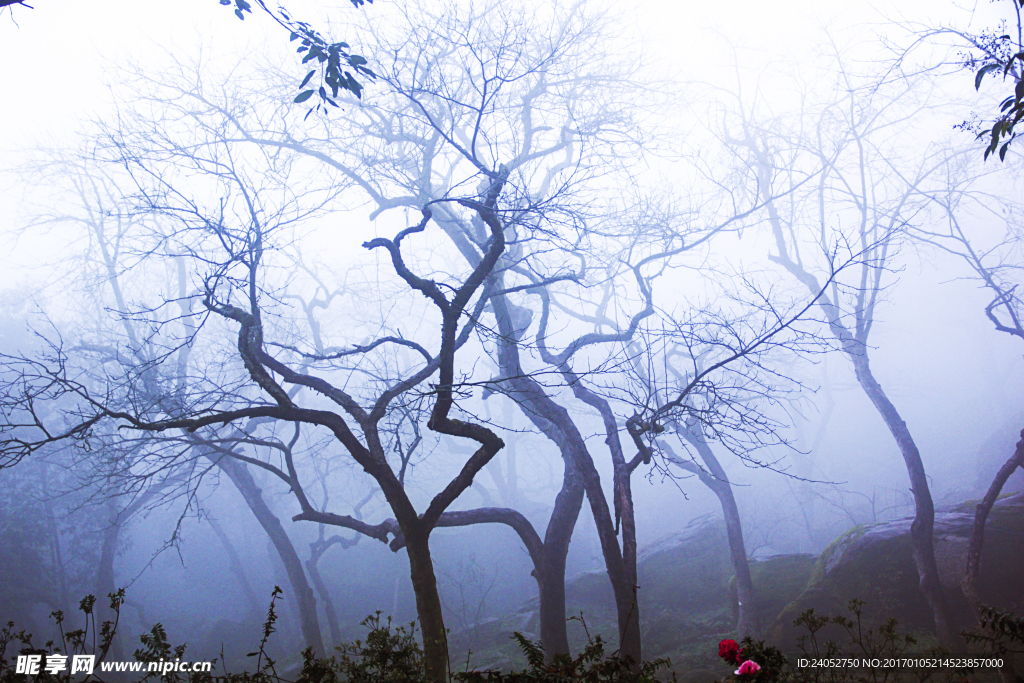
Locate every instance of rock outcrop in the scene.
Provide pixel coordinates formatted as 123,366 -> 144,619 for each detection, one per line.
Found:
767,492 -> 1024,649
450,493 -> 1023,673
451,514 -> 813,671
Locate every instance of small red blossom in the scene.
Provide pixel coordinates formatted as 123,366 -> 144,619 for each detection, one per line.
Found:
718,639 -> 744,665
735,660 -> 761,676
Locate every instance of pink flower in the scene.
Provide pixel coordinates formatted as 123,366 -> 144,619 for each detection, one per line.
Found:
735,660 -> 761,676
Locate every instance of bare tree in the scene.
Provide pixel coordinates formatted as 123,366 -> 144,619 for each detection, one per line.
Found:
596,252 -> 849,642
141,0 -> 653,662
4,149 -> 339,656
904,153 -> 1024,678
91,2 -> 863,664
2,1 -> 900,675
719,51 -> 965,644
0,3 -> 616,677
657,419 -> 761,638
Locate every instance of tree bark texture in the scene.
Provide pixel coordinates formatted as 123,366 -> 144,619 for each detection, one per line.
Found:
536,456 -> 585,658
402,528 -> 449,683
388,489 -> 583,660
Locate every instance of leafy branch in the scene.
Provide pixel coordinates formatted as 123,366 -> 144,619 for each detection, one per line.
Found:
958,0 -> 1024,160
219,0 -> 376,117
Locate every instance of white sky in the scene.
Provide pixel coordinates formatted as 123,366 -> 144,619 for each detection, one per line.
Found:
0,0 -> 1001,291
0,0 -> 1001,152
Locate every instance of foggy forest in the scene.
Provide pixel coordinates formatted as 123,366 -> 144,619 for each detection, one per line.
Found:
0,1 -> 1022,682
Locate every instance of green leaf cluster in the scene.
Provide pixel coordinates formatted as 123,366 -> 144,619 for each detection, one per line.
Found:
964,2 -> 1024,161
217,0 -> 376,119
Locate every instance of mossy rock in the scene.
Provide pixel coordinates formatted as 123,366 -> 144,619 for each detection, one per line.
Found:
455,493 -> 1022,675
728,553 -> 817,632
767,492 -> 1024,649
636,514 -> 737,659
636,514 -> 735,617
553,513 -> 739,658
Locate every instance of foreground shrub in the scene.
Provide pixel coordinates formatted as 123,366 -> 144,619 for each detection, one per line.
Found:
11,591 -> 1017,683
711,599 -> 1020,683
963,606 -> 1024,683
299,613 -> 671,683
1,592 -> 672,683
1,591 -> 125,683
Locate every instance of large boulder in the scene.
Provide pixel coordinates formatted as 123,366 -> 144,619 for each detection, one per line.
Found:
634,516 -> 813,663
635,514 -> 737,660
451,493 -> 1022,674
451,514 -> 814,672
733,554 -> 818,632
767,492 -> 1024,649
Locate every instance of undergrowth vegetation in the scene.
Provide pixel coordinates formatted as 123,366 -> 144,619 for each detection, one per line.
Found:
2,592 -> 1021,683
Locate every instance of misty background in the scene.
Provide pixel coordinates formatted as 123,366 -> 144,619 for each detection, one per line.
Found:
0,0 -> 1022,678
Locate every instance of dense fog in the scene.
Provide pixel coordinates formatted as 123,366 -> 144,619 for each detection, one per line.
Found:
1,0 -> 1022,680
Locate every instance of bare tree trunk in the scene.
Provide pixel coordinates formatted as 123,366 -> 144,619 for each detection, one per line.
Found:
306,553 -> 342,646
565,387 -> 641,665
678,424 -> 758,639
718,485 -> 758,638
851,355 -> 956,646
390,492 -> 581,661
489,294 -> 631,661
963,429 -> 1024,614
402,528 -> 448,683
610,463 -> 642,664
963,431 -> 1024,683
561,425 -> 641,663
96,502 -> 124,660
744,108 -> 958,646
536,457 -> 584,658
216,457 -> 325,657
